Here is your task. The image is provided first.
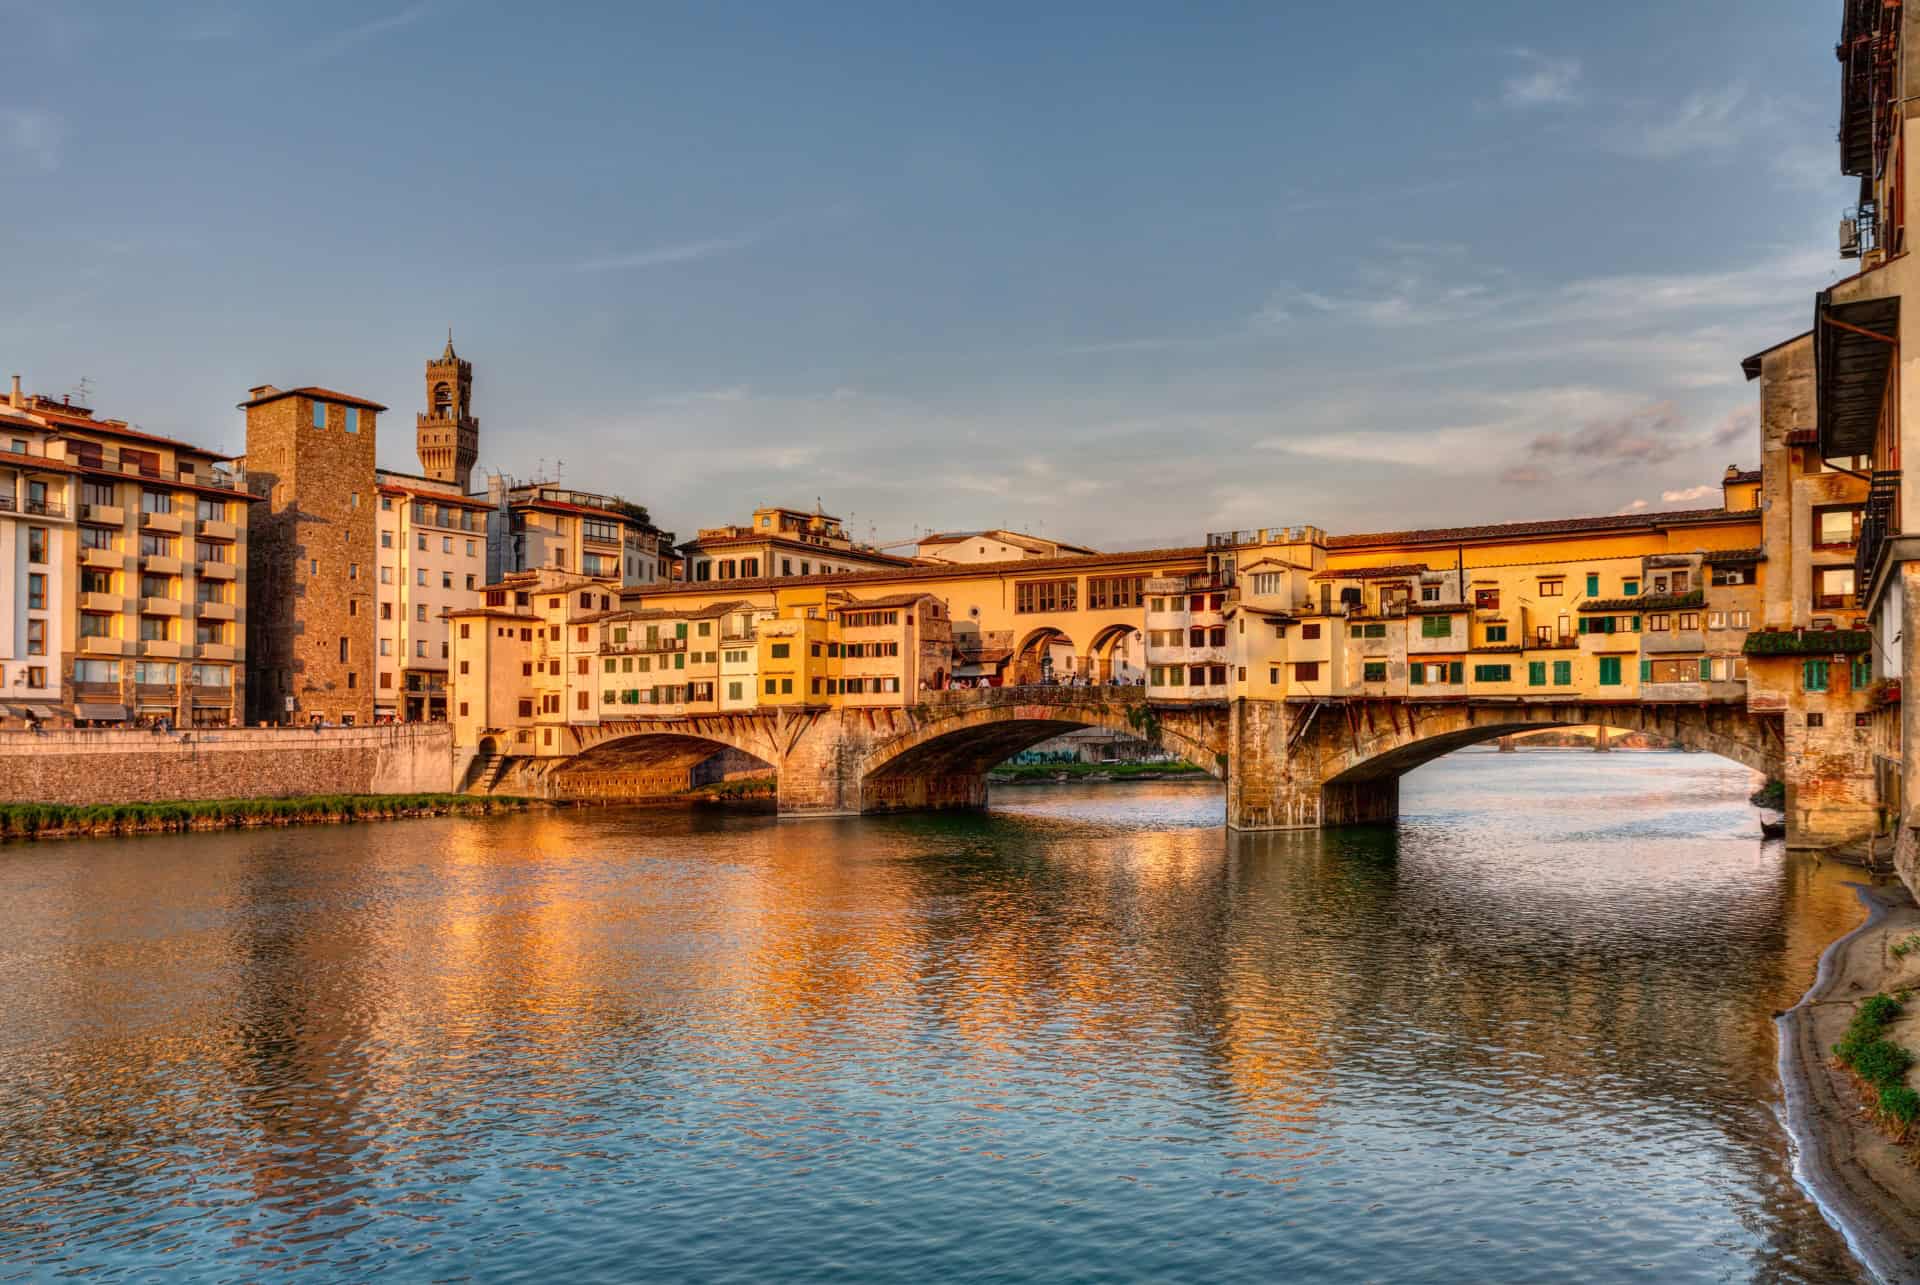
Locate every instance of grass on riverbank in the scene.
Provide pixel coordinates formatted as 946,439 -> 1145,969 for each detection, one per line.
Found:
1834,993 -> 1920,1137
988,761 -> 1208,782
1750,779 -> 1786,810
684,777 -> 776,800
0,793 -> 533,839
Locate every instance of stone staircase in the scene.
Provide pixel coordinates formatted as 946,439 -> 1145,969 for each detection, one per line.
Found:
465,752 -> 513,796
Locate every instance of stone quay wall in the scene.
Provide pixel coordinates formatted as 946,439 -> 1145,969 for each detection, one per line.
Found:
0,724 -> 454,806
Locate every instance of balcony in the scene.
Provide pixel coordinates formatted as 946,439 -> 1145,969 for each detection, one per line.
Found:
1641,629 -> 1706,655
142,639 -> 186,658
142,554 -> 182,575
198,600 -> 236,621
198,560 -> 236,581
1857,469 -> 1900,604
23,498 -> 66,519
79,592 -> 125,613
78,502 -> 125,527
140,597 -> 182,617
720,629 -> 756,644
198,642 -> 235,661
80,546 -> 123,569
198,518 -> 237,542
140,509 -> 184,534
79,636 -> 125,656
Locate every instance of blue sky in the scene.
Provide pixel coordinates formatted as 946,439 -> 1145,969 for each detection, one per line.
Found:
0,0 -> 1859,548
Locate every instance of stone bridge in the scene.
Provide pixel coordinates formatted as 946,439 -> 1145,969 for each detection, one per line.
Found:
495,689 -> 1827,839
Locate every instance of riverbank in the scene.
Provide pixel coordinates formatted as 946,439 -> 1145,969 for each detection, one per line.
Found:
0,793 -> 537,840
988,762 -> 1210,785
1780,882 -> 1920,1282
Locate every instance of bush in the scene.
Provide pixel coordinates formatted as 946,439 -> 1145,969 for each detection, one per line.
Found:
1881,1084 -> 1920,1128
1851,1038 -> 1914,1087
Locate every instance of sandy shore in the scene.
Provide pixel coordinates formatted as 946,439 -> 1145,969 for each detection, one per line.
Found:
1779,882 -> 1920,1282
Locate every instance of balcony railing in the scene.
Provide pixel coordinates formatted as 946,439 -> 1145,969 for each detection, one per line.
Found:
24,499 -> 65,518
1857,469 -> 1900,605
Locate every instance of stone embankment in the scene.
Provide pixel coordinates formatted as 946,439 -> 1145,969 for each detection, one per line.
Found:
0,724 -> 456,806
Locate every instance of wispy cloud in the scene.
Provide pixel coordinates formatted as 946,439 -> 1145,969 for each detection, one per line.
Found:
1,108 -> 62,171
1612,85 -> 1756,159
1503,50 -> 1581,108
1661,484 -> 1717,503
308,2 -> 434,60
1614,498 -> 1650,514
571,234 -> 759,273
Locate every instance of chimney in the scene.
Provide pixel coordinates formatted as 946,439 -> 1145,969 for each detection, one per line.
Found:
8,375 -> 19,409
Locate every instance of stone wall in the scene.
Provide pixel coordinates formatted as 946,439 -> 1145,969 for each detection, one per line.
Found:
0,723 -> 453,805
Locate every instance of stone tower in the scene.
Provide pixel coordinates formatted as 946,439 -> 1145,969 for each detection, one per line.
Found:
417,332 -> 478,491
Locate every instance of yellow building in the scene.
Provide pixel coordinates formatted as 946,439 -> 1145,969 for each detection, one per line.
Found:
1,382 -> 251,727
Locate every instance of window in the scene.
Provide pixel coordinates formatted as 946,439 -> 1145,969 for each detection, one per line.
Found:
771,643 -> 790,659
1484,625 -> 1507,643
416,604 -> 427,622
79,612 -> 112,638
1474,589 -> 1499,610
1622,579 -> 1639,596
1473,664 -> 1511,682
379,639 -> 392,656
443,536 -> 454,554
82,480 -> 116,508
1814,505 -> 1864,549
1676,612 -> 1700,630
25,619 -> 43,656
1528,661 -> 1546,686
140,572 -> 172,598
1420,584 -> 1440,602
728,681 -> 743,701
1598,656 -> 1622,686
1814,567 -> 1856,609
1648,614 -> 1669,631
139,616 -> 174,642
74,659 -> 119,684
1363,661 -> 1387,682
141,490 -> 172,514
781,679 -> 793,694
26,573 -> 45,609
1854,659 -> 1874,688
1858,711 -> 1874,728
80,526 -> 115,550
1420,614 -> 1453,638
1301,623 -> 1321,640
1087,576 -> 1146,610
141,533 -> 176,558
765,679 -> 777,695
416,568 -> 427,586
133,662 -> 177,686
312,400 -> 326,429
1585,573 -> 1599,596
1804,659 -> 1830,692
1538,579 -> 1563,597
1015,579 -> 1078,613
26,527 -> 45,563
1356,623 -> 1387,638
338,637 -> 351,663
1294,661 -> 1320,682
1807,712 -> 1825,728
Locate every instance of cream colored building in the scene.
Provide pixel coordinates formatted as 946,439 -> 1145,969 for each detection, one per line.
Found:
375,469 -> 489,721
684,506 -> 915,582
914,529 -> 1098,564
487,478 -> 674,588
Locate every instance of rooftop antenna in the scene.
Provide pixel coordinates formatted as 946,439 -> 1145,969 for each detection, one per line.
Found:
71,375 -> 93,406
555,458 -> 565,483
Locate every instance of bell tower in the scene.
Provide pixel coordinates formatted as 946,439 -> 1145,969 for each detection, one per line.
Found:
417,330 -> 478,491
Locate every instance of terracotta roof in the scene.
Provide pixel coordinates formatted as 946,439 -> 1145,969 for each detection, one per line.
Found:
919,529 -> 1099,556
624,545 -> 1209,602
49,417 -> 235,460
1407,603 -> 1466,615
376,481 -> 492,508
687,530 -> 917,564
1702,546 -> 1766,564
577,599 -> 750,625
1580,590 -> 1702,613
237,386 -> 389,412
1727,469 -> 1762,485
1311,562 -> 1428,581
1325,507 -> 1746,550
835,592 -> 942,611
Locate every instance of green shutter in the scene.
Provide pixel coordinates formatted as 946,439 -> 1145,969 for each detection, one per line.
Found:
1528,661 -> 1546,686
1640,660 -> 1652,682
1586,574 -> 1599,596
1599,657 -> 1621,686
1449,661 -> 1463,684
1554,660 -> 1571,685
1854,659 -> 1873,688
1700,657 -> 1712,681
1630,616 -> 1641,633
1410,664 -> 1424,686
1602,616 -> 1616,634
1804,659 -> 1829,692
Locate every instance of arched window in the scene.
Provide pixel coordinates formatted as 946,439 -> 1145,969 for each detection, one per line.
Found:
432,382 -> 452,416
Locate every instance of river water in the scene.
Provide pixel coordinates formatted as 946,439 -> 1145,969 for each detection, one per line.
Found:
0,752 -> 1880,1281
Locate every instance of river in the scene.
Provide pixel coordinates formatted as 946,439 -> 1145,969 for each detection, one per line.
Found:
0,752 -> 1879,1281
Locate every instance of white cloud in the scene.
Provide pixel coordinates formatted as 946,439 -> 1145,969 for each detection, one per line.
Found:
571,234 -> 758,273
1504,50 -> 1582,107
1612,85 -> 1756,159
1614,498 -> 1650,514
1660,484 -> 1717,503
308,2 -> 434,60
1,108 -> 62,171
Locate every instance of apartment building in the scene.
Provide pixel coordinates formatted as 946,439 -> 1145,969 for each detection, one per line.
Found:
1,381 -> 250,727
374,470 -> 489,721
486,478 -> 674,589
447,568 -> 625,755
683,506 -> 916,582
914,529 -> 1098,564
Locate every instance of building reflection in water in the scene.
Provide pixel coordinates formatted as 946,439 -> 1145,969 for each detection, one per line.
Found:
0,757 -> 1877,1281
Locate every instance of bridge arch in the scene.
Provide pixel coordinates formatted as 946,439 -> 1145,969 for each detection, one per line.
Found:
548,718 -> 782,800
1012,628 -> 1078,685
1087,623 -> 1145,684
858,690 -> 1227,812
1243,698 -> 1785,830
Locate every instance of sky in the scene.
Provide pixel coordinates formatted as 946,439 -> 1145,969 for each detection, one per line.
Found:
0,0 -> 1864,550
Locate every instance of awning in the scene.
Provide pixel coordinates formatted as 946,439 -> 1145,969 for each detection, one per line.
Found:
1816,290 -> 1899,458
75,703 -> 127,720
28,705 -> 57,719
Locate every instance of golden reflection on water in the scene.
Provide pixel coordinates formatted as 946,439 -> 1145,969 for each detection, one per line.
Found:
0,758 -> 1883,1281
